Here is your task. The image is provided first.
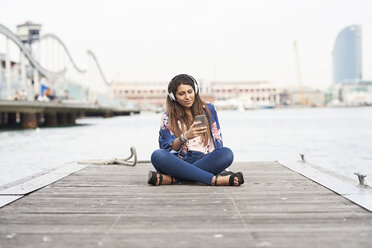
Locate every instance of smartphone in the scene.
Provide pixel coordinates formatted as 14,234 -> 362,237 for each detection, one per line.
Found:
195,115 -> 206,127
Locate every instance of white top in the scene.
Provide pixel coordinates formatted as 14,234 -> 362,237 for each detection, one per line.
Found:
187,135 -> 215,154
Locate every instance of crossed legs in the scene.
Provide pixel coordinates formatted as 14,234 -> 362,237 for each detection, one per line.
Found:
150,147 -> 234,185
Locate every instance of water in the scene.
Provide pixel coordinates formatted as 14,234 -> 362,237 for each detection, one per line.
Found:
1,107 -> 371,187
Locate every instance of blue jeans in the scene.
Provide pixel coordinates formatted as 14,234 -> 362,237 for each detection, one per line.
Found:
150,147 -> 234,185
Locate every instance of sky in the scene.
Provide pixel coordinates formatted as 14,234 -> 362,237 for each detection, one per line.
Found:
1,0 -> 371,90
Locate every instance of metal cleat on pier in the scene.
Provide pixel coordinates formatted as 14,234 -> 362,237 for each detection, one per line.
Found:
299,154 -> 305,163
354,172 -> 368,187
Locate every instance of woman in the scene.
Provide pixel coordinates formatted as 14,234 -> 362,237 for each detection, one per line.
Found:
149,74 -> 244,186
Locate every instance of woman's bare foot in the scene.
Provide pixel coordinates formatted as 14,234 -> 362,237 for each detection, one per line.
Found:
211,175 -> 240,186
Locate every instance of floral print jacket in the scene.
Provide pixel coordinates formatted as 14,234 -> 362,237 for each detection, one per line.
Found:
158,103 -> 223,158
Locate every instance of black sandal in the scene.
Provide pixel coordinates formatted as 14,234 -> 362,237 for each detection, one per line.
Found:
218,170 -> 244,185
236,172 -> 244,185
214,174 -> 240,186
148,171 -> 163,186
214,175 -> 219,186
148,171 -> 176,186
228,173 -> 239,186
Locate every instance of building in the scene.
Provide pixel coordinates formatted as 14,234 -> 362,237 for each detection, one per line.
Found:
112,81 -> 214,111
326,82 -> 372,106
112,81 -> 167,111
112,80 -> 280,111
333,25 -> 362,84
329,25 -> 372,106
210,81 -> 280,109
280,87 -> 326,107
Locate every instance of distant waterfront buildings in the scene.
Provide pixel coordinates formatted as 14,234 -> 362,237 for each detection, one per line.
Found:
210,81 -> 279,109
280,87 -> 325,107
112,81 -> 280,111
332,25 -> 362,84
112,81 -> 213,112
112,81 -> 167,111
326,81 -> 372,107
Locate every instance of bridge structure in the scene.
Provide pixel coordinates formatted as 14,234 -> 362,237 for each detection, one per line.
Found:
0,22 -> 137,128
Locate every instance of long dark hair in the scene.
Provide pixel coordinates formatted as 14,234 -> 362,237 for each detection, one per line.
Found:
166,74 -> 212,145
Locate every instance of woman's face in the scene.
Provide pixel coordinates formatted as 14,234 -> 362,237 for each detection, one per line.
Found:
175,84 -> 195,109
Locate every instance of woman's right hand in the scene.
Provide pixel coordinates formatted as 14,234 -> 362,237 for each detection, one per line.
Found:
185,121 -> 207,140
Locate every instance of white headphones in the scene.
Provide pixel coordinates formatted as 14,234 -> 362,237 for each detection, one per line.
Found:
168,74 -> 199,102
168,92 -> 176,101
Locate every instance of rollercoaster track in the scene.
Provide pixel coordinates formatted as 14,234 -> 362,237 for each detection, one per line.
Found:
86,50 -> 111,85
42,34 -> 111,85
41,33 -> 86,73
0,23 -> 111,85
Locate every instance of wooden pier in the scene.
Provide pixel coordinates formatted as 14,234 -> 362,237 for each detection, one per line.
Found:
0,100 -> 139,129
0,161 -> 372,247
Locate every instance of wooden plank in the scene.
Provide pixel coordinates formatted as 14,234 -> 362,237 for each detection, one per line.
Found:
0,161 -> 371,248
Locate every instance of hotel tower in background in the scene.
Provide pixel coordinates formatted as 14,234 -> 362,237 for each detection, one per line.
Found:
332,25 -> 362,84
328,25 -> 372,106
